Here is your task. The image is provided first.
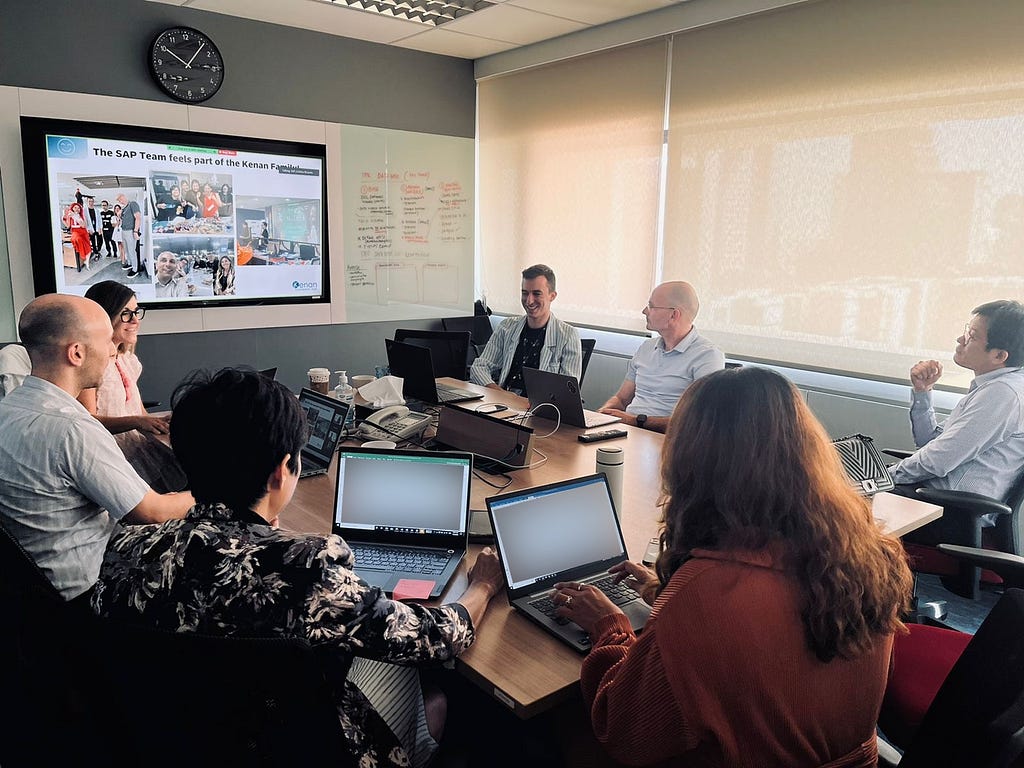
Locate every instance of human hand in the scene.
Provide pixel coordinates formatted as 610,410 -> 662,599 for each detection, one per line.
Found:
598,407 -> 628,418
136,414 -> 171,435
552,581 -> 622,634
468,547 -> 503,598
609,560 -> 659,603
910,360 -> 943,392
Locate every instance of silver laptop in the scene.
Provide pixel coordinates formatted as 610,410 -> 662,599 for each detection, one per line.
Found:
486,474 -> 651,653
522,367 -> 621,428
297,388 -> 349,478
332,447 -> 472,599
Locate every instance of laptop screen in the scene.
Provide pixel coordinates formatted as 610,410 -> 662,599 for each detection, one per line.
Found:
488,475 -> 627,591
334,449 -> 471,539
298,388 -> 348,468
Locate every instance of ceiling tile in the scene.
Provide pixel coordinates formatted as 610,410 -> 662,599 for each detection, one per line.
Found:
506,0 -> 678,26
440,3 -> 587,45
393,28 -> 519,58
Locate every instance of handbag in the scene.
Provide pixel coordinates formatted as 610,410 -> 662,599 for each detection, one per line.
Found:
831,433 -> 895,496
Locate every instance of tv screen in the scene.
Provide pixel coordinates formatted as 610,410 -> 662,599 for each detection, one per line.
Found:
21,116 -> 329,308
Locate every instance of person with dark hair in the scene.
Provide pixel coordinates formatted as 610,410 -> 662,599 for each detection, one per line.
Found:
889,299 -> 1024,544
212,255 -> 236,295
469,263 -> 581,394
91,368 -> 504,768
551,367 -> 913,767
600,281 -> 724,433
79,281 -> 186,493
99,200 -> 117,258
0,294 -> 192,601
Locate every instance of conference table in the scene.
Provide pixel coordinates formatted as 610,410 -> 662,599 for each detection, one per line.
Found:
280,379 -> 943,719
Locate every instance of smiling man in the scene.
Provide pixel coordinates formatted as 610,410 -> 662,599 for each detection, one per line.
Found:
469,264 -> 581,395
153,250 -> 188,299
599,281 -> 724,433
890,299 -> 1024,543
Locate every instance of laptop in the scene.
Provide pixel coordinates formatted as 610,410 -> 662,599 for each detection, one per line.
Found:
521,367 -> 621,429
332,447 -> 473,598
258,366 -> 278,380
297,387 -> 349,478
385,338 -> 483,404
486,474 -> 651,653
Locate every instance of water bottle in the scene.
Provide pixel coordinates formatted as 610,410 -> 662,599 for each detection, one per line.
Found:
596,445 -> 624,519
334,370 -> 355,431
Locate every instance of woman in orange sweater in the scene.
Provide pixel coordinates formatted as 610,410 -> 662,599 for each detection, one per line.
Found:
554,366 -> 912,768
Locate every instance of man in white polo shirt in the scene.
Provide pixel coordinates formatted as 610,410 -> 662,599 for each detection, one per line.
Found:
599,281 -> 724,433
0,294 -> 192,601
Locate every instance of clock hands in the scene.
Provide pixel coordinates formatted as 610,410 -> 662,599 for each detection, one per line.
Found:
161,45 -> 190,67
186,42 -> 205,68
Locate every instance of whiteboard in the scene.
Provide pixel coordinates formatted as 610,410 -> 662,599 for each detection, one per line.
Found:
339,125 -> 474,322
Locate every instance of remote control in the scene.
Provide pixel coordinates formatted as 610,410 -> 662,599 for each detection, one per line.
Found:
578,429 -> 628,443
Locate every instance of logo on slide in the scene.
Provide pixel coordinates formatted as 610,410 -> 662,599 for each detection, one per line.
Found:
292,280 -> 319,291
46,136 -> 88,159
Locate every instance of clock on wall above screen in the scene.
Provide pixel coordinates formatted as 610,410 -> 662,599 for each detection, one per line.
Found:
149,27 -> 224,103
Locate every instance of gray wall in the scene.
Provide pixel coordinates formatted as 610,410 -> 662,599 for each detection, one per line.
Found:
0,0 -> 477,395
0,0 -> 475,137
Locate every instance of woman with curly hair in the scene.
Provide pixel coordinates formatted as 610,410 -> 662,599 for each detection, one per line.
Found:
553,366 -> 913,768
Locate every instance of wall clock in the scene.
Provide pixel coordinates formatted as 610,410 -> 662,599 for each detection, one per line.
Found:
149,27 -> 224,104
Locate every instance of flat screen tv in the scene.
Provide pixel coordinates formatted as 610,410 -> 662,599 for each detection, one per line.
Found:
21,116 -> 329,309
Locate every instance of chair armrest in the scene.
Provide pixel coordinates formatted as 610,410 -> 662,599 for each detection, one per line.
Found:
935,544 -> 1024,588
876,734 -> 902,767
883,449 -> 913,460
913,488 -> 1012,518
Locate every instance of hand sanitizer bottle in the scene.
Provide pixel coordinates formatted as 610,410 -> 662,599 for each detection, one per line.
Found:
334,370 -> 355,430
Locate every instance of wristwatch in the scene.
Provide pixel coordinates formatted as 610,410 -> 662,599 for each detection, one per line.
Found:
635,414 -> 648,429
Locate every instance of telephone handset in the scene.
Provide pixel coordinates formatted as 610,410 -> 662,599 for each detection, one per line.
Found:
357,405 -> 433,442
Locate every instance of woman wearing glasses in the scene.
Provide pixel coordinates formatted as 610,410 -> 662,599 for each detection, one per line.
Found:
553,366 -> 913,768
78,280 -> 186,493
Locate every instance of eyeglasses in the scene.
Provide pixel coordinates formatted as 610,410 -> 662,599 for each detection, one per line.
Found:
962,323 -> 979,343
119,307 -> 146,323
645,303 -> 676,312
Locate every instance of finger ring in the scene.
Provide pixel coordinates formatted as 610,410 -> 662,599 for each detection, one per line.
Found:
565,595 -> 573,606
577,584 -> 583,591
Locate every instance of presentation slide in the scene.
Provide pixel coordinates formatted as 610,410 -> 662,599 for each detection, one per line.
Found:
37,128 -> 325,306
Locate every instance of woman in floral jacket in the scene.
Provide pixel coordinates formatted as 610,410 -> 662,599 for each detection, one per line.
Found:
91,368 -> 503,767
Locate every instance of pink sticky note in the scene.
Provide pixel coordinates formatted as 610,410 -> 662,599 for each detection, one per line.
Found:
393,579 -> 435,601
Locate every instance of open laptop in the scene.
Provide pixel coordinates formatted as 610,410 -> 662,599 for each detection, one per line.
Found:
385,338 -> 483,404
297,387 -> 349,478
522,367 -> 621,428
332,447 -> 473,598
486,474 -> 651,653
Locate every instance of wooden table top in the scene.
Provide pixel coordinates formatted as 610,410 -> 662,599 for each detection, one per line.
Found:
279,379 -> 943,718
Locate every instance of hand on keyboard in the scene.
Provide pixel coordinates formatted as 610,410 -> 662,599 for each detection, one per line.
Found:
549,579 -> 632,635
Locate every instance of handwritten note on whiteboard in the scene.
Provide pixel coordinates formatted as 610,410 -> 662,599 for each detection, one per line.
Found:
340,125 -> 474,322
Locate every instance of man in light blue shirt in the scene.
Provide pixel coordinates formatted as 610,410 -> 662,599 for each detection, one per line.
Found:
0,294 -> 193,600
599,281 -> 724,433
890,299 -> 1024,545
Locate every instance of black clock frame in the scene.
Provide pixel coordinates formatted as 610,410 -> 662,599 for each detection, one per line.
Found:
149,27 -> 224,104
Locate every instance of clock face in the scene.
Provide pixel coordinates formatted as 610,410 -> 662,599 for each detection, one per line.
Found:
149,27 -> 224,104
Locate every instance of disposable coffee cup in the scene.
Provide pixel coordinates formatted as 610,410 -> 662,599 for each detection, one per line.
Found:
352,374 -> 375,390
307,367 -> 331,395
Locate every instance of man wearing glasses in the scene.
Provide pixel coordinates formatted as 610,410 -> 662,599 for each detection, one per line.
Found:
889,300 -> 1024,543
599,281 -> 724,433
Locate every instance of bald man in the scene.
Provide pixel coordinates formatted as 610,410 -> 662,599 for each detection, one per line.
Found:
599,282 -> 725,433
0,295 -> 192,601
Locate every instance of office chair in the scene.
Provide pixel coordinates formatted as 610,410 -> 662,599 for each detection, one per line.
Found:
0,343 -> 31,399
579,338 -> 597,386
877,588 -> 1024,768
0,523 -> 104,765
92,620 -> 353,767
395,328 -> 472,380
885,450 -> 1024,601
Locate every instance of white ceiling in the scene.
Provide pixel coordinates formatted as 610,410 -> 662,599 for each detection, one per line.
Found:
147,0 -> 687,60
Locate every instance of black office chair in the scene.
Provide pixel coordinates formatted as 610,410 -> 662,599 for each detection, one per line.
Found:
92,621 -> 353,767
877,588 -> 1024,768
884,450 -> 1024,601
395,328 -> 472,380
0,523 -> 104,765
578,338 -> 597,387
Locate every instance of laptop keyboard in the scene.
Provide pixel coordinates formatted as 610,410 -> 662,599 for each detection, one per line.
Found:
352,544 -> 452,575
436,387 -> 472,403
530,576 -> 641,624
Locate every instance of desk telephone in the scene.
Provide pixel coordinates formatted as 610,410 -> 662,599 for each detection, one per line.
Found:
357,405 -> 433,442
